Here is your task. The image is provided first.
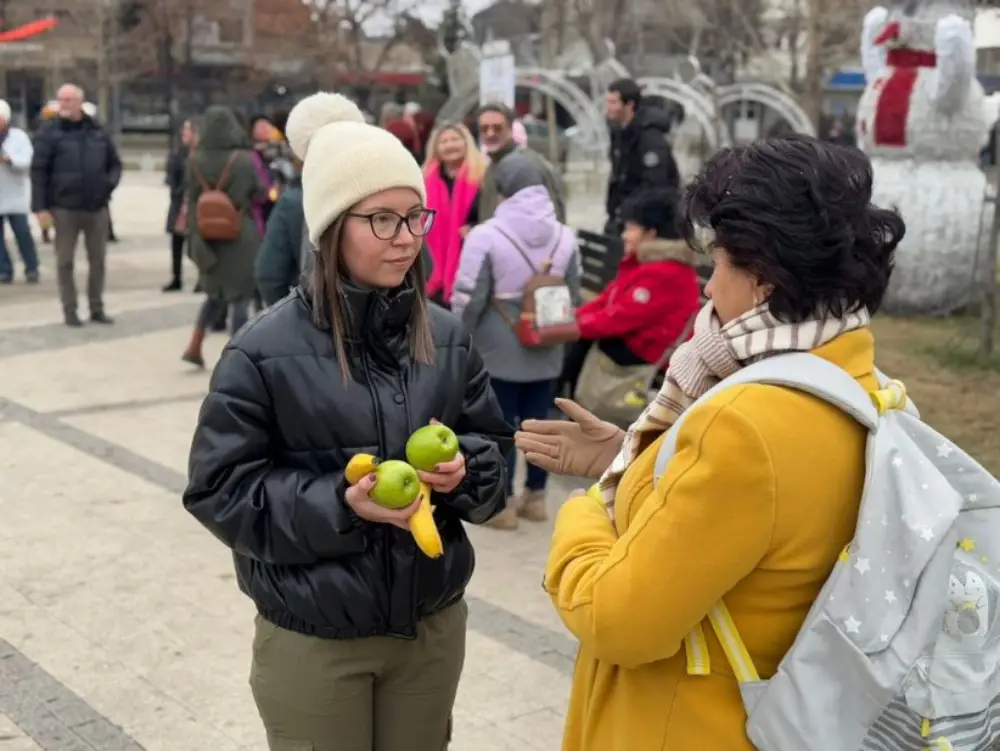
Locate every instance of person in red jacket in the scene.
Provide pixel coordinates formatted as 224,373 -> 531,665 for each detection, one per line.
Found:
560,188 -> 701,397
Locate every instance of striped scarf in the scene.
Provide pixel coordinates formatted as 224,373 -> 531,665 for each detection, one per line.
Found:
598,300 -> 871,519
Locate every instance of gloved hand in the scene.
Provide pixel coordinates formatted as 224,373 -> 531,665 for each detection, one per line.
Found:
515,398 -> 625,479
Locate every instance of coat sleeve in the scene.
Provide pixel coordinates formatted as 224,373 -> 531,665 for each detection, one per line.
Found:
636,127 -> 680,192
576,264 -> 680,341
30,127 -> 55,212
183,346 -> 366,565
438,339 -> 514,523
255,193 -> 300,306
5,130 -> 32,172
105,137 -> 123,191
544,394 -> 776,668
450,226 -> 491,320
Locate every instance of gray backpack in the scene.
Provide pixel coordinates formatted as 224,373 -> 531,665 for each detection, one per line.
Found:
653,353 -> 1000,750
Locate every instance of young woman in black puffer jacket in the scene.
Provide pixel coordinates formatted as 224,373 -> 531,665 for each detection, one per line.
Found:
183,92 -> 513,751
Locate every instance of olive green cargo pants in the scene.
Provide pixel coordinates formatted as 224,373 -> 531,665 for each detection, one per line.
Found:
249,600 -> 467,751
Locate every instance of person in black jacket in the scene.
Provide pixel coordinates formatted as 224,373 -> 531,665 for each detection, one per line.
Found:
162,117 -> 197,291
31,84 -> 122,327
604,78 -> 680,237
183,92 -> 512,751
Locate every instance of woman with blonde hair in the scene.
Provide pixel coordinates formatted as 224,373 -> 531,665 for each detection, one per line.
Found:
422,121 -> 485,306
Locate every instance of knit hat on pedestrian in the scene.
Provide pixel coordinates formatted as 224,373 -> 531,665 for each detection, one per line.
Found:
285,92 -> 426,246
493,151 -> 546,198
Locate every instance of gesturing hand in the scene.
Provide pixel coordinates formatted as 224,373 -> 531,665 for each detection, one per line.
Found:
345,473 -> 420,531
515,398 -> 625,479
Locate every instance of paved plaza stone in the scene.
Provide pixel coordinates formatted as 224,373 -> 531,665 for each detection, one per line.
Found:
0,173 -> 605,750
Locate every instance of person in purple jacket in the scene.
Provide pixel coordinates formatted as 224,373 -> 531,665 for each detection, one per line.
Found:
451,152 -> 582,529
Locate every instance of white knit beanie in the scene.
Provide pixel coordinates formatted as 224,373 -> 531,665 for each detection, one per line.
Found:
285,92 -> 426,246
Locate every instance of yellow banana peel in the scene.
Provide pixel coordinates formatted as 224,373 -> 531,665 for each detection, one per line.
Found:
345,453 -> 378,485
410,481 -> 444,559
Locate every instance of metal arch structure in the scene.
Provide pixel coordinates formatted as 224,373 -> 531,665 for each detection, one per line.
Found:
436,68 -> 611,160
716,82 -> 816,137
636,76 -> 725,151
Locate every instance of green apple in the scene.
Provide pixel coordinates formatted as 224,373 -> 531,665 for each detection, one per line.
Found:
369,460 -> 421,509
405,424 -> 460,472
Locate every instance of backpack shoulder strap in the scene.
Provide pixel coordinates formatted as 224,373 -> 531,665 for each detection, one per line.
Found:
653,352 -> 878,484
189,159 -> 211,192
492,222 -> 539,275
214,151 -> 238,191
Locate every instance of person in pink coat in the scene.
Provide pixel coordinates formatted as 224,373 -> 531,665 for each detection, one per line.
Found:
422,123 -> 485,307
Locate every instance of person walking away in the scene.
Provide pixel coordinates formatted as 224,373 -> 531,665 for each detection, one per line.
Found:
163,118 -> 197,292
422,122 -> 485,307
181,106 -> 266,368
517,135 -> 905,751
31,84 -> 122,327
604,78 -> 679,237
382,101 -> 422,160
560,188 -> 701,398
451,152 -> 581,529
254,155 -> 309,307
0,99 -> 40,284
183,91 -> 513,751
476,103 -> 565,224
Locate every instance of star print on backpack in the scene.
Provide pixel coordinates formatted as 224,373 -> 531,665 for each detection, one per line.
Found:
651,353 -> 1000,751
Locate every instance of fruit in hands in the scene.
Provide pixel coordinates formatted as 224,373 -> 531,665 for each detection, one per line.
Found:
410,482 -> 444,559
368,460 -> 421,509
586,484 -> 604,501
343,452 -> 445,559
345,453 -> 378,486
406,424 -> 460,472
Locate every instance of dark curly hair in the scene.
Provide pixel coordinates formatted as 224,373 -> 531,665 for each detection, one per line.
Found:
622,188 -> 681,239
681,133 -> 904,321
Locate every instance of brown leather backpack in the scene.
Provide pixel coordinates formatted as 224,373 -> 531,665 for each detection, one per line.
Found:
190,153 -> 241,242
491,224 -> 578,348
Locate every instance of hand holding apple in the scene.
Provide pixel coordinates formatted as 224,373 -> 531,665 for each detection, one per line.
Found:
407,420 -> 465,493
345,471 -> 421,531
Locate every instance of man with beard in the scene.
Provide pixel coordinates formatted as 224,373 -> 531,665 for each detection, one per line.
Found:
475,103 -> 565,224
604,78 -> 679,237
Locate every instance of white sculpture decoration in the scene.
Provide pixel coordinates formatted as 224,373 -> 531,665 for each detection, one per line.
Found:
856,0 -> 992,315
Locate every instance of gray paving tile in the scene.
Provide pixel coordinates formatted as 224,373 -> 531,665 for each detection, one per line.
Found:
0,641 -> 142,750
0,303 -> 199,361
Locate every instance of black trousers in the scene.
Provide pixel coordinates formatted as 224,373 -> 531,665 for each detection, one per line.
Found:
169,233 -> 185,283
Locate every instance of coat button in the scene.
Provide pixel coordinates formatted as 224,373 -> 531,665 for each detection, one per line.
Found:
393,394 -> 405,405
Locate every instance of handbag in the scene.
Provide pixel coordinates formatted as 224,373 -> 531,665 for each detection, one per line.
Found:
576,313 -> 695,428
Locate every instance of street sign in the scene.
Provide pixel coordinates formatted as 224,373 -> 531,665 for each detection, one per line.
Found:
479,39 -> 515,108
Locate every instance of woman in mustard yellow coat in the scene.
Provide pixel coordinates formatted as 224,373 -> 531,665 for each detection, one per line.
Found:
517,135 -> 906,751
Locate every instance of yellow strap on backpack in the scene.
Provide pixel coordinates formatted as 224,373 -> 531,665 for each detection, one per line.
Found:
683,600 -> 760,683
684,624 -> 711,675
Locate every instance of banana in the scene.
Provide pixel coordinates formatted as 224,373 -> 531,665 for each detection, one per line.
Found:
345,453 -> 378,485
409,481 -> 444,559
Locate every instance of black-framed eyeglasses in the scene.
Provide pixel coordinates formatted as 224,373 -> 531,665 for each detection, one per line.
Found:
346,208 -> 436,241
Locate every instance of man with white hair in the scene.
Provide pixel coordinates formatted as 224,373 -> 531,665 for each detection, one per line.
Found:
0,98 -> 39,283
30,83 -> 122,327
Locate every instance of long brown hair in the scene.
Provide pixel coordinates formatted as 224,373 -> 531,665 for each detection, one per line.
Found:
310,216 -> 436,382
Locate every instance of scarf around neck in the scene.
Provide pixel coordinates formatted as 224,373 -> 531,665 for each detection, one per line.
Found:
598,300 -> 872,520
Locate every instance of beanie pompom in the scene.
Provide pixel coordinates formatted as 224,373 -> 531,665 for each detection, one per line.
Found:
286,92 -> 365,160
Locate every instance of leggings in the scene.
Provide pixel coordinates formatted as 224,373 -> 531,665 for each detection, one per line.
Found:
197,296 -> 250,337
